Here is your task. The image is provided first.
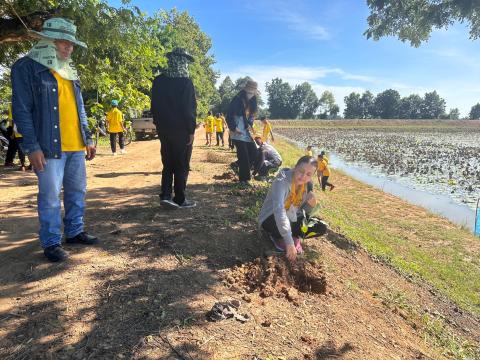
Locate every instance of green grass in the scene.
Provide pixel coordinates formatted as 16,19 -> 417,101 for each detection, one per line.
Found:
273,137 -> 480,318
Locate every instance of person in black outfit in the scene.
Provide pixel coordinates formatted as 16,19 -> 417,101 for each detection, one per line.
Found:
151,48 -> 197,209
226,80 -> 259,186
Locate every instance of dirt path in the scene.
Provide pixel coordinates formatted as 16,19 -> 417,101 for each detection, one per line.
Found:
0,129 -> 479,359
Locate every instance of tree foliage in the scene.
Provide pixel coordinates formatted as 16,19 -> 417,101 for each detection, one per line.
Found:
365,0 -> 480,47
469,103 -> 480,119
0,2 -> 218,118
343,92 -> 362,119
291,82 -> 319,119
266,78 -> 294,119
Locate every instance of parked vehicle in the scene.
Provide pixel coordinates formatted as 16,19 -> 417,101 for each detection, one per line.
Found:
131,110 -> 156,140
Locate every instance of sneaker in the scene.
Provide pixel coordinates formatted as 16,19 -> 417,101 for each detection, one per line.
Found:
160,199 -> 180,209
112,152 -> 117,156
44,244 -> 69,262
120,149 -> 126,154
65,232 -> 99,245
293,237 -> 303,253
330,185 -> 335,191
269,234 -> 286,251
239,180 -> 252,188
179,199 -> 196,208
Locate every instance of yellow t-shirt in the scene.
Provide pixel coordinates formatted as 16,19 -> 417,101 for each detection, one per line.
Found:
7,104 -> 22,138
215,117 -> 224,132
106,107 -> 124,133
205,115 -> 215,133
262,121 -> 272,142
306,150 -> 313,157
318,159 -> 331,177
52,71 -> 85,151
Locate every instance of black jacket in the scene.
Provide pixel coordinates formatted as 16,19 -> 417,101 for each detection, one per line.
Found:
226,92 -> 254,132
151,74 -> 197,137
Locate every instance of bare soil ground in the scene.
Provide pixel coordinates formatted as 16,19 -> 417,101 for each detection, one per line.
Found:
0,129 -> 479,359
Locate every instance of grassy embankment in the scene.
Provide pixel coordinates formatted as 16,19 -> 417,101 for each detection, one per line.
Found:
272,136 -> 480,318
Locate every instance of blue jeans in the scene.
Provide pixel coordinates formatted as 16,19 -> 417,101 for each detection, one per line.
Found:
35,151 -> 86,248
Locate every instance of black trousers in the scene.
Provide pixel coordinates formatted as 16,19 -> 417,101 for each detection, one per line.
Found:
159,135 -> 193,205
321,176 -> 333,191
261,213 -> 327,240
228,133 -> 234,150
110,132 -> 124,153
254,149 -> 282,176
216,131 -> 224,146
232,139 -> 257,182
5,136 -> 25,165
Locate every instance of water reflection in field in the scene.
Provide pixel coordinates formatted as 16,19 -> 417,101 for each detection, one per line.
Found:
328,152 -> 475,230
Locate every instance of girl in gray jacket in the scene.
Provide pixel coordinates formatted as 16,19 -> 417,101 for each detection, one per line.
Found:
258,156 -> 327,262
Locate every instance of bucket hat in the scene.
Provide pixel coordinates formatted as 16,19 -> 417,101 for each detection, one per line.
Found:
111,100 -> 119,106
243,80 -> 259,95
30,18 -> 87,48
166,48 -> 194,62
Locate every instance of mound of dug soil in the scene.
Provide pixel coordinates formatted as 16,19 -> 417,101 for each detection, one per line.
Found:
226,256 -> 327,300
213,171 -> 236,180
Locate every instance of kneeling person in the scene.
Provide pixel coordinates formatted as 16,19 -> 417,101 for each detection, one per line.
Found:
253,136 -> 282,180
258,156 -> 327,262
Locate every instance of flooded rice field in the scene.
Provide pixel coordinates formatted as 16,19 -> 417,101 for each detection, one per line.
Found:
275,123 -> 480,228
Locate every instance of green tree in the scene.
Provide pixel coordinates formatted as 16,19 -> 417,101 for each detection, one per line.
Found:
469,103 -> 480,119
365,0 -> 480,47
373,89 -> 400,119
266,78 -> 293,119
420,91 -> 446,119
359,90 -> 375,118
0,3 -> 218,118
214,76 -> 235,115
291,82 -> 319,119
398,94 -> 423,119
318,90 -> 338,119
343,92 -> 362,119
447,108 -> 460,120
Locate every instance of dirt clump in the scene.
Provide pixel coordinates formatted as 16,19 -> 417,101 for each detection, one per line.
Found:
226,255 -> 327,301
213,171 -> 236,180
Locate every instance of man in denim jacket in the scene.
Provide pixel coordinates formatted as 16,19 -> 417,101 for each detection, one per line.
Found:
11,18 -> 98,262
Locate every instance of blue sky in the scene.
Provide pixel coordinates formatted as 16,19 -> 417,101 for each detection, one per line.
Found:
111,0 -> 480,116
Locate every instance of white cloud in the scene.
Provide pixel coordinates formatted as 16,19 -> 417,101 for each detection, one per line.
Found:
247,0 -> 330,41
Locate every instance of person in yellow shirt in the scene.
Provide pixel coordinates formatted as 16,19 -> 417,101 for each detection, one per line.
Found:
11,18 -> 98,262
214,112 -> 227,146
4,104 -> 30,170
106,100 -> 126,155
260,116 -> 275,143
317,152 -> 335,191
204,111 -> 215,146
305,145 -> 313,157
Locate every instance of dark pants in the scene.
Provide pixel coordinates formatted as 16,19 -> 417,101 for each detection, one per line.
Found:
5,136 -> 25,165
232,139 -> 257,182
261,213 -> 327,240
159,135 -> 193,205
254,149 -> 282,176
216,131 -> 224,146
110,132 -> 124,153
228,133 -> 234,150
321,176 -> 333,191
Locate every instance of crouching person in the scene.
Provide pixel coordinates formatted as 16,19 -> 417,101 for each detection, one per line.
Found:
11,18 -> 98,262
258,156 -> 327,262
252,136 -> 282,180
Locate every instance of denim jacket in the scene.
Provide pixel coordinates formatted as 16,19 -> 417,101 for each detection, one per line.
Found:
11,57 -> 93,159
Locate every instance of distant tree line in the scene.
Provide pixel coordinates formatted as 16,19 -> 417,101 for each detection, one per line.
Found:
343,89 -> 459,119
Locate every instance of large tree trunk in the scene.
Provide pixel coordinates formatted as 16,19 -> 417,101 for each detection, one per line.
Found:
0,11 -> 53,44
